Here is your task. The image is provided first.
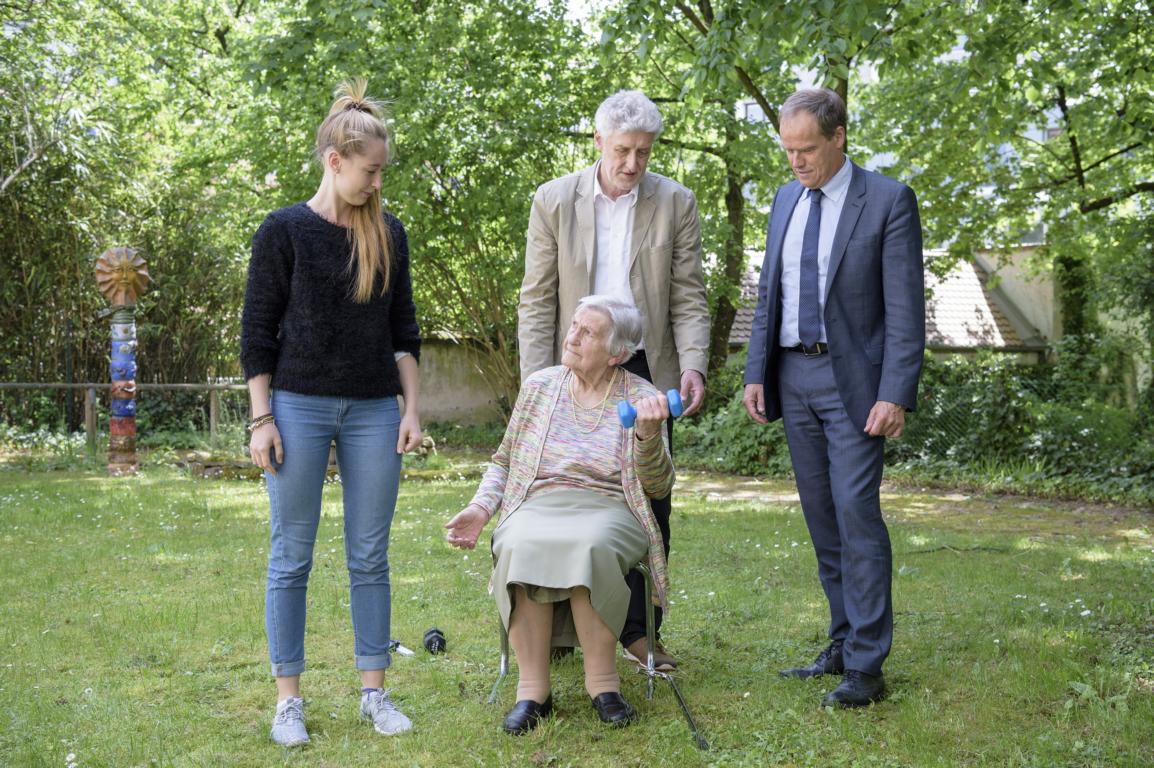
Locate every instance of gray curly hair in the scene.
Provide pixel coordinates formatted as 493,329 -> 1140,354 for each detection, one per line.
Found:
576,295 -> 643,360
594,90 -> 663,136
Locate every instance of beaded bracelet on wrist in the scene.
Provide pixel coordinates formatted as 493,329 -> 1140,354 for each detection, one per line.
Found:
247,413 -> 275,432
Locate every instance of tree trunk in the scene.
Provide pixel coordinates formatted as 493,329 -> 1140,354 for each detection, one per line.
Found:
1053,247 -> 1097,338
707,125 -> 747,377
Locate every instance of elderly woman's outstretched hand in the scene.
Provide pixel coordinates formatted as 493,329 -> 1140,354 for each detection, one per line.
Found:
632,393 -> 671,442
445,504 -> 489,550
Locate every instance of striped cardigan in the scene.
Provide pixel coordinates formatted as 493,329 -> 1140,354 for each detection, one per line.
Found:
467,365 -> 673,608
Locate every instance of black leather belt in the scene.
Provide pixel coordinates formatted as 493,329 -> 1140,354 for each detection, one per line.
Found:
781,342 -> 829,356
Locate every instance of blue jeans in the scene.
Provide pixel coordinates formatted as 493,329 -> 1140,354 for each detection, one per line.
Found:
264,390 -> 402,677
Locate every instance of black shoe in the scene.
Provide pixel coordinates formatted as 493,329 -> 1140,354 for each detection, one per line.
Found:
590,691 -> 638,727
821,670 -> 886,708
502,695 -> 554,734
779,641 -> 845,679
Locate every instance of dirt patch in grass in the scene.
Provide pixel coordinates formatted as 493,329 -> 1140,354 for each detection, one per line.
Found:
676,470 -> 1154,544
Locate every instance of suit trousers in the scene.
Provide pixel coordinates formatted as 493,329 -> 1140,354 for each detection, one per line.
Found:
618,351 -> 672,646
778,350 -> 892,676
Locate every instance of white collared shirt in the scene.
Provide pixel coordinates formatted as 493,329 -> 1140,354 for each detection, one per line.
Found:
592,160 -> 639,307
779,156 -> 853,347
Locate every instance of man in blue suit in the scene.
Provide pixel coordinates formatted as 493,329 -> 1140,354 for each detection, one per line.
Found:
743,88 -> 925,708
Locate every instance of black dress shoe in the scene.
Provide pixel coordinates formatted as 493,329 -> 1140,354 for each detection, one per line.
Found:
779,641 -> 844,679
590,691 -> 638,727
821,670 -> 886,708
502,695 -> 553,734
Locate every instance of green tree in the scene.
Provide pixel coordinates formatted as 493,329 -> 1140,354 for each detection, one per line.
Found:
604,0 -> 923,116
0,0 -> 265,428
858,0 -> 1154,347
243,0 -> 602,410
600,0 -> 936,377
605,1 -> 1153,392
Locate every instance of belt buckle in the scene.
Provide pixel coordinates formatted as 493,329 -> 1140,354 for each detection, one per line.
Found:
801,342 -> 823,357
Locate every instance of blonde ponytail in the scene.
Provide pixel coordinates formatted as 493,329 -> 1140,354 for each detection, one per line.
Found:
316,78 -> 393,303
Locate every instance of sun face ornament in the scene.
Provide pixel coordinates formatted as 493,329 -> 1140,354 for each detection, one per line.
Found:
95,247 -> 151,306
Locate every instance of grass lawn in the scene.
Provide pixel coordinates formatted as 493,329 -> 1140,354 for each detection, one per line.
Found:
1,460 -> 1152,767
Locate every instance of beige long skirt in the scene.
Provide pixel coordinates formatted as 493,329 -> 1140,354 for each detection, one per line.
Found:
491,487 -> 649,648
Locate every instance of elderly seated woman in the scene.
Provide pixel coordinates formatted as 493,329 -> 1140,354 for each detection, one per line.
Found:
445,295 -> 673,735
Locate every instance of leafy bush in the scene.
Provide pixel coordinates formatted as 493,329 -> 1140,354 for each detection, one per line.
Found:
135,391 -> 207,434
134,389 -> 247,434
1026,400 -> 1134,473
0,425 -> 87,453
0,425 -> 96,471
1098,440 -> 1154,504
896,351 -> 1040,465
699,354 -> 748,418
0,390 -> 75,433
422,421 -> 505,453
1048,333 -> 1137,406
678,388 -> 792,476
697,341 -> 1154,503
892,339 -> 1154,504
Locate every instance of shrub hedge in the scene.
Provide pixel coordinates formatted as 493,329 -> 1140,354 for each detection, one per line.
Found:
678,338 -> 1154,505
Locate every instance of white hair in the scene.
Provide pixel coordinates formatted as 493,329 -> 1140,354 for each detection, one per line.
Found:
593,90 -> 663,136
576,295 -> 643,360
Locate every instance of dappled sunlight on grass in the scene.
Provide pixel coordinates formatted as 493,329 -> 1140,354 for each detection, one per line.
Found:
677,471 -> 799,504
895,498 -> 943,513
150,551 -> 195,564
3,467 -> 1152,766
884,494 -> 1154,546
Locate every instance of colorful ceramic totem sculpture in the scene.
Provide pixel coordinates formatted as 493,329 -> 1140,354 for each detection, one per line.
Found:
95,247 -> 150,475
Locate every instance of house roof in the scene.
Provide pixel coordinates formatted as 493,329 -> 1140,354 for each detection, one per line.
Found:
728,253 -> 1047,351
923,259 -> 1033,349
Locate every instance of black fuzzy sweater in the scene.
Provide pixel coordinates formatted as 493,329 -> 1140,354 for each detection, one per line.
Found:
240,203 -> 421,398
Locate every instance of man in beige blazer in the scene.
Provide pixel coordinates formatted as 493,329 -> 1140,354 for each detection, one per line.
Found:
518,90 -> 710,670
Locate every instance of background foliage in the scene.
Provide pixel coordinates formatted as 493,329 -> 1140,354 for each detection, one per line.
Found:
1,0 -> 1151,495
678,347 -> 1154,506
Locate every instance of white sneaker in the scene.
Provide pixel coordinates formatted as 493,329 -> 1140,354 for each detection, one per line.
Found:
360,689 -> 412,735
270,697 -> 310,746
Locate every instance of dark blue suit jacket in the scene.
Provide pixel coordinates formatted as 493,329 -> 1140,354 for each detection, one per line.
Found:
743,162 -> 925,431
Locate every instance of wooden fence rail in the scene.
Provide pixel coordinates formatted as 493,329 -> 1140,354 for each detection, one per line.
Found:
0,382 -> 248,453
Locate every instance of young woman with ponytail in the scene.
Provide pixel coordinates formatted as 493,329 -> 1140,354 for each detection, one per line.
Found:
240,78 -> 422,746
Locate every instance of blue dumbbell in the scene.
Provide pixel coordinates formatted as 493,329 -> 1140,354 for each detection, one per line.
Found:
617,389 -> 684,428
